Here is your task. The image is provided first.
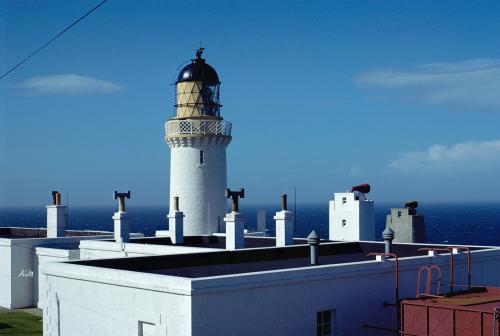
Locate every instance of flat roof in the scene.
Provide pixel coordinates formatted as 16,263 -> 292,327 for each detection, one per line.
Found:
0,227 -> 111,239
36,242 -> 81,250
123,235 -> 308,249
403,287 -> 500,313
72,242 -> 485,279
0,227 -> 46,239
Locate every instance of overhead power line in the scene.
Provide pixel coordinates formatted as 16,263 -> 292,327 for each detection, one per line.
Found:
0,0 -> 108,81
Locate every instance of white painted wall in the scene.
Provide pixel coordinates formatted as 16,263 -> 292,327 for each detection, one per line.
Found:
0,234 -> 115,309
189,249 -> 500,336
168,136 -> 230,236
224,212 -> 245,250
168,210 -> 185,244
46,205 -> 67,238
79,240 -> 221,260
0,243 -> 12,308
43,264 -> 192,336
275,210 -> 294,246
42,244 -> 500,336
35,247 -> 79,309
329,192 -> 375,241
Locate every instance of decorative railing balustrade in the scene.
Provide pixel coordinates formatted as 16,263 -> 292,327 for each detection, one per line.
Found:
165,119 -> 232,137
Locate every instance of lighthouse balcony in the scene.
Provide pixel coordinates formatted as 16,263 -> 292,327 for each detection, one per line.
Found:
165,119 -> 232,138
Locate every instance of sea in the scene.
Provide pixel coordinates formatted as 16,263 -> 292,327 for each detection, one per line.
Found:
1,203 -> 499,246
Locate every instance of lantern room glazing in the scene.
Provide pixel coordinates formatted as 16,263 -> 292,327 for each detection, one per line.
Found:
175,48 -> 221,119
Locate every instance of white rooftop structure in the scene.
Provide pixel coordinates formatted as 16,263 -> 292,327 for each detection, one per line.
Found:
0,191 -> 144,309
0,226 -> 115,309
329,184 -> 375,241
387,201 -> 426,243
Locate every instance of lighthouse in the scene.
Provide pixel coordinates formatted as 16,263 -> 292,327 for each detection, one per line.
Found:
165,49 -> 232,236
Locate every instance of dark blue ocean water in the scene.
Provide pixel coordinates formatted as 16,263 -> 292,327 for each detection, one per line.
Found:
1,203 -> 499,246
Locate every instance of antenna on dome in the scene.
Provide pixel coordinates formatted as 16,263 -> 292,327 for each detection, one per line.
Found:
195,47 -> 205,60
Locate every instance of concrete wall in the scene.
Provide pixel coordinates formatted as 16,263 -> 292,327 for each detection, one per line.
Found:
387,208 -> 426,243
329,193 -> 375,241
42,246 -> 500,336
169,136 -> 229,236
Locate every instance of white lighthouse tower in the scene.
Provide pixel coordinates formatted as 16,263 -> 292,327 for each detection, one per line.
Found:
165,49 -> 232,236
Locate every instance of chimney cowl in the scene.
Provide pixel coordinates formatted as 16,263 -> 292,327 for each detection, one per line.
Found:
405,200 -> 418,209
51,191 -> 61,205
307,230 -> 320,265
351,183 -> 371,194
307,230 -> 320,245
382,225 -> 395,241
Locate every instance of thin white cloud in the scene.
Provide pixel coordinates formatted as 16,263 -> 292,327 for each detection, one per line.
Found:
356,59 -> 500,111
13,74 -> 122,95
388,139 -> 500,172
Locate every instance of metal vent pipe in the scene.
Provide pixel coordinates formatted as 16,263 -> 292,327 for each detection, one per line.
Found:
307,230 -> 320,265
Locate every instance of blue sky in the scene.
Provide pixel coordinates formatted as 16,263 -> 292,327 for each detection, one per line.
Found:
1,0 -> 500,207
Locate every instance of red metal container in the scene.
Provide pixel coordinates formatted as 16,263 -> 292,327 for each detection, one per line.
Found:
401,287 -> 500,336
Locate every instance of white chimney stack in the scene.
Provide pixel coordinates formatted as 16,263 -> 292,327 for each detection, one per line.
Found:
113,191 -> 131,243
274,193 -> 294,247
224,188 -> 245,250
168,196 -> 185,244
46,191 -> 67,238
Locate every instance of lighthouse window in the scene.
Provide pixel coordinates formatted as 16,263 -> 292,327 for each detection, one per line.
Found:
199,150 -> 204,164
342,197 -> 347,204
342,219 -> 346,227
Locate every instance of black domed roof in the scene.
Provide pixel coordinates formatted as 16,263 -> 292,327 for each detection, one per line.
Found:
177,48 -> 220,83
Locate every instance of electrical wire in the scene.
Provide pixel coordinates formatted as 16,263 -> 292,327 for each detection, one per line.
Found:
0,0 -> 108,81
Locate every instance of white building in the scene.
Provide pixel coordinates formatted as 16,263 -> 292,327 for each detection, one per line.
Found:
165,48 -> 232,236
42,241 -> 500,336
329,184 -> 375,241
0,226 -> 114,309
0,192 -> 144,309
